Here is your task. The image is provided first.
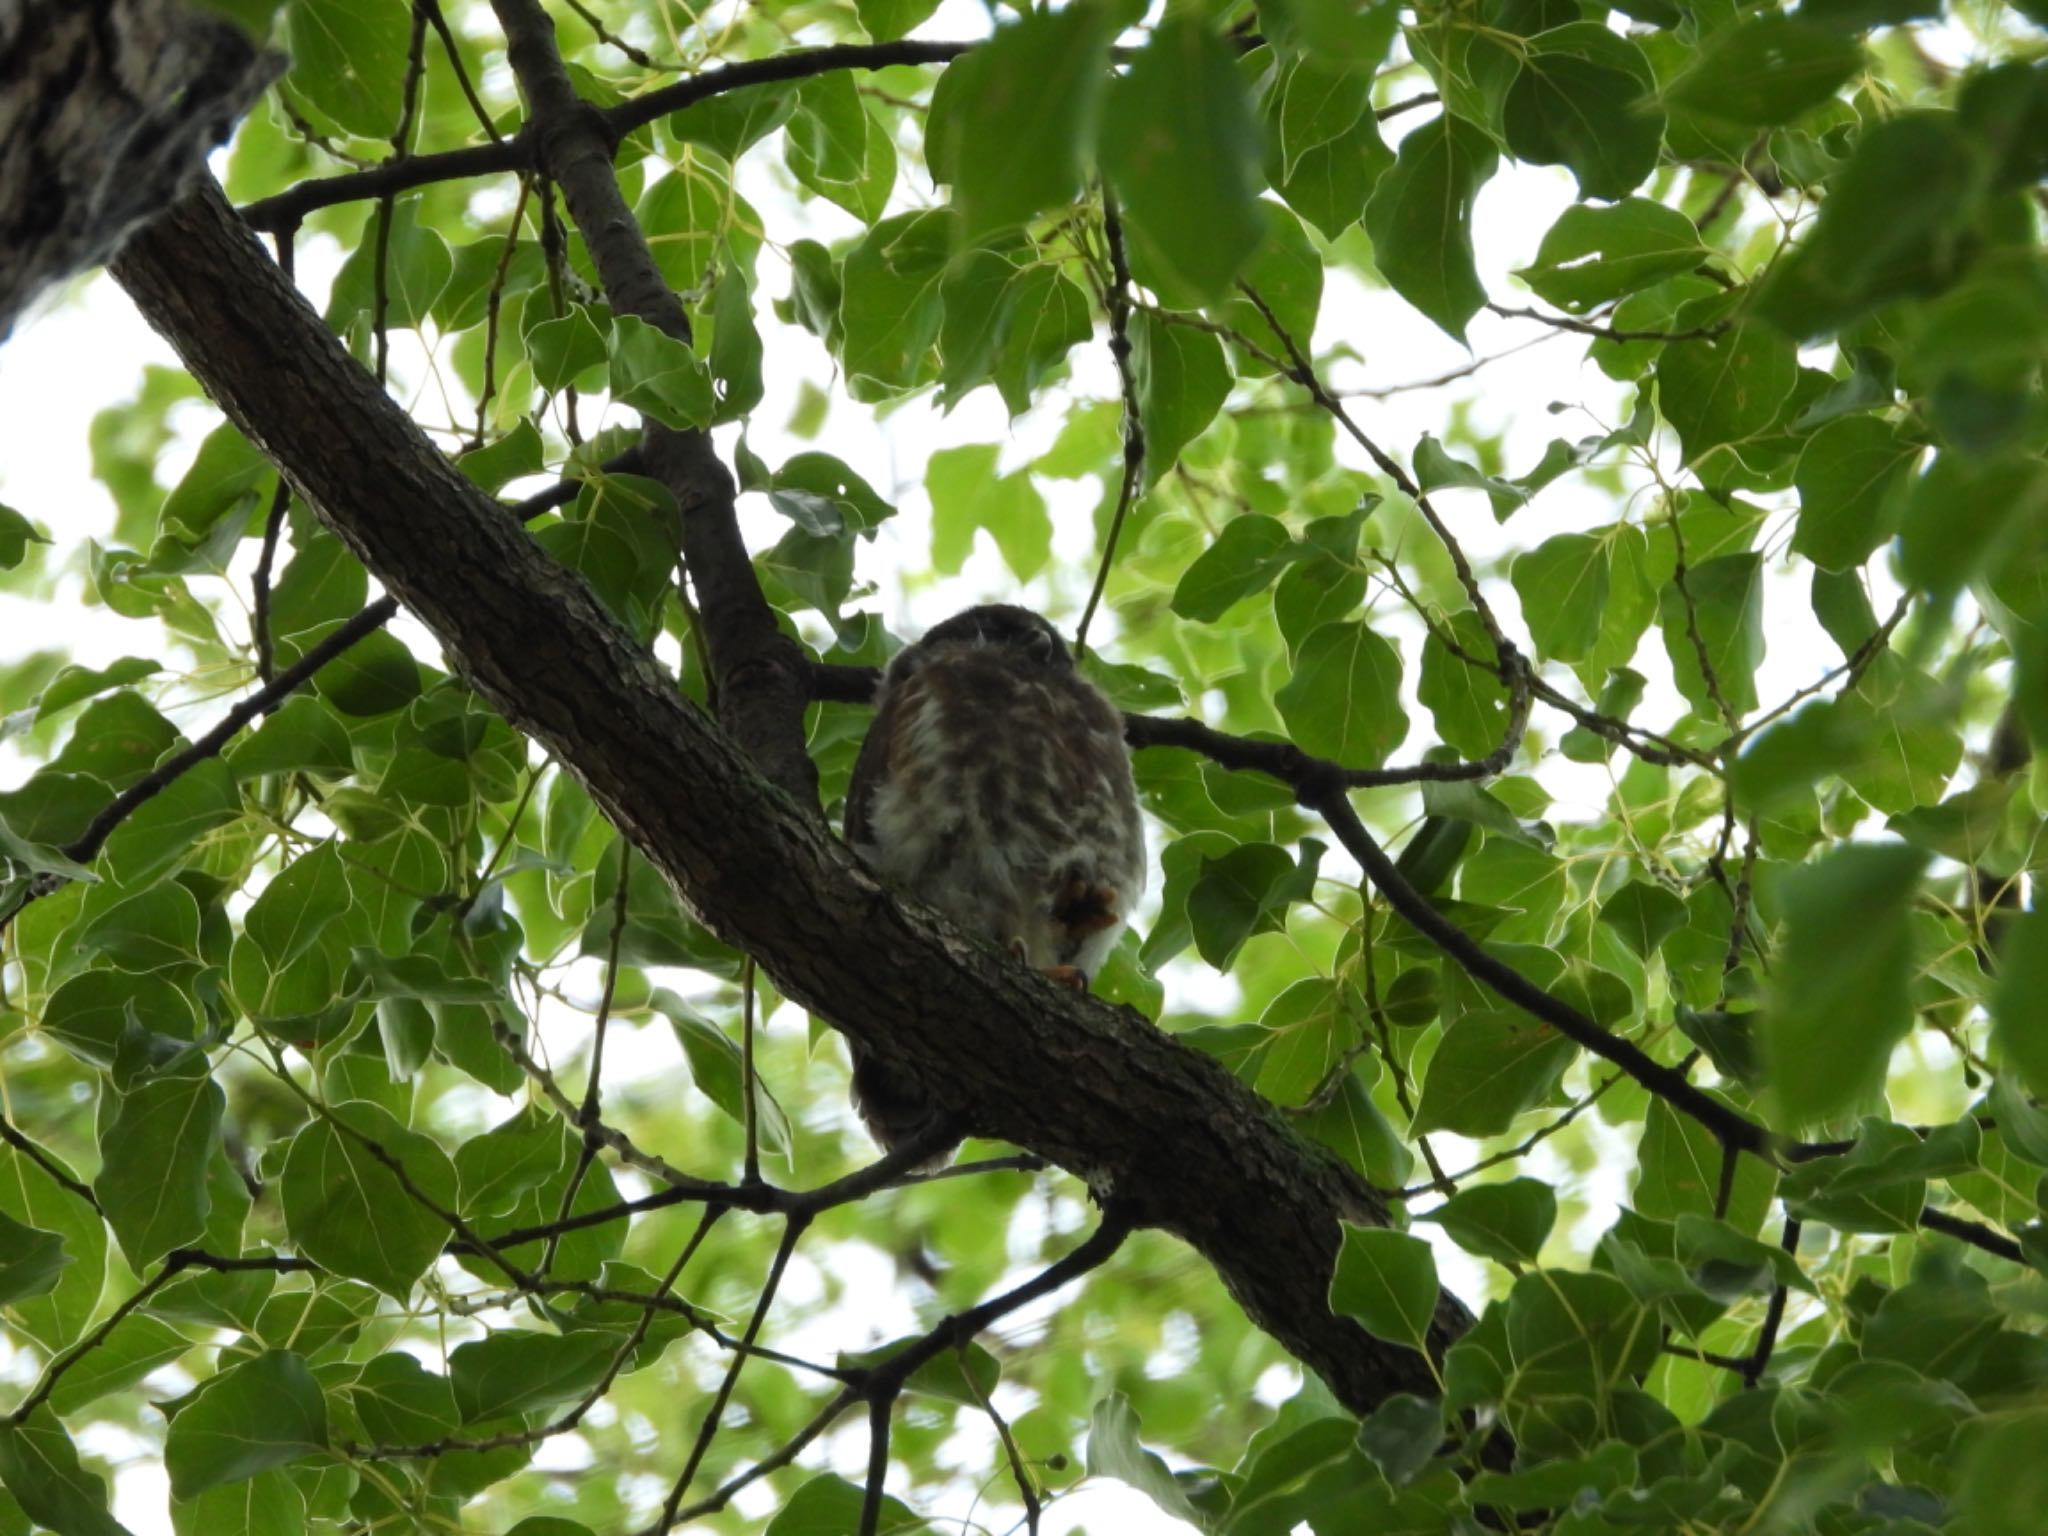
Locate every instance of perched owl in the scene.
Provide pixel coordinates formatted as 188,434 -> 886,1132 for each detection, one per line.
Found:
843,604 -> 1147,1156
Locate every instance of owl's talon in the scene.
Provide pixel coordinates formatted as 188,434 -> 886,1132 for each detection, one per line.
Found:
1042,964 -> 1088,990
1009,936 -> 1030,964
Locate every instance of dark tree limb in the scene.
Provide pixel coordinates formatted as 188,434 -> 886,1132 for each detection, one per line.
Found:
493,0 -> 819,808
0,0 -> 278,336
109,176 -> 1465,1417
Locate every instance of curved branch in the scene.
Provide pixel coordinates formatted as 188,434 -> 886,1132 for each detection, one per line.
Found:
494,0 -> 818,807
238,40 -> 980,233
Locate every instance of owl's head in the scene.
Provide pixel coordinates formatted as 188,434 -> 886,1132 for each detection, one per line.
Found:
895,604 -> 1071,678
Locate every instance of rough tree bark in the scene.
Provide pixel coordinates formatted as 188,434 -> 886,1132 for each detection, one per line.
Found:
107,177 -> 1472,1415
0,0 -> 277,337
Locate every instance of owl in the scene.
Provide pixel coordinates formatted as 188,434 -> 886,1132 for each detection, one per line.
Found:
843,604 -> 1147,1156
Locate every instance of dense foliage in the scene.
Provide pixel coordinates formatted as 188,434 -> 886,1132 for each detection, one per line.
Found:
2,0 -> 2047,1532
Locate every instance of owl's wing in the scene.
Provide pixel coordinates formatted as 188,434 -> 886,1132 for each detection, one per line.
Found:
843,685 -> 895,849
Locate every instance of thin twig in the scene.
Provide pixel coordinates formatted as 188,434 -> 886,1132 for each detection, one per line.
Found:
657,1215 -> 810,1527
1485,301 -> 1729,344
422,0 -> 505,141
1075,188 -> 1145,657
250,475 -> 293,682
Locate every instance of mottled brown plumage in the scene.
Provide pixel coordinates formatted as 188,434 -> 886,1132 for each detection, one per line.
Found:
843,605 -> 1146,1156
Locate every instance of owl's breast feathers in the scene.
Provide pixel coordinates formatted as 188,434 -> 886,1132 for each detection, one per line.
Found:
846,634 -> 1144,976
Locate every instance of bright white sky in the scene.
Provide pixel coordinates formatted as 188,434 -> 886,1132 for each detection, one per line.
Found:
0,4 -> 1924,1529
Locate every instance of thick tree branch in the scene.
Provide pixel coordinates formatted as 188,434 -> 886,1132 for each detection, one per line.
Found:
108,177 -> 1465,1417
493,0 -> 819,807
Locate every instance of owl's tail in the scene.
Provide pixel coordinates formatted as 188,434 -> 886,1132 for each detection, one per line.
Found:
848,1039 -> 958,1172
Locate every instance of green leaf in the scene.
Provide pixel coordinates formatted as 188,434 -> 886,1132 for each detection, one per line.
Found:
1417,610 -> 1508,759
1512,532 -> 1609,662
1780,1119 -> 1962,1232
223,695 -> 355,781
284,0 -> 413,137
1754,114 -> 1982,340
81,882 -> 203,972
267,530 -> 366,641
1955,1407 -> 2048,1536
1212,203 -> 1324,378
1993,912 -> 2048,1105
1132,311 -> 1232,486
1085,1394 -> 1208,1527
1265,52 -> 1373,183
1657,551 -> 1765,719
100,757 -> 242,889
1839,652 -> 1962,815
1663,16 -> 1865,127
947,8 -> 1111,239
1502,25 -> 1663,202
1274,620 -> 1408,768
332,199 -> 451,330
151,422 -> 264,571
1636,1096 -> 1777,1235
1100,14 -> 1266,306
1300,1071 -> 1413,1190
1262,0 -> 1401,64
1356,1394 -> 1444,1487
523,304 -> 609,394
279,1100 -> 457,1298
1656,323 -> 1799,461
308,628 -> 421,717
1596,880 -> 1688,960
708,267 -> 764,423
349,1353 -> 459,1447
608,316 -> 713,429
244,842 -> 349,972
93,1069 -> 224,1269
992,266 -> 1093,417
926,443 -> 1050,581
1188,840 -> 1322,971
164,1351 -> 328,1499
763,1474 -> 923,1535
1363,114 -> 1496,342
1672,1214 -> 1814,1301
0,1213 -> 69,1306
0,1419 -> 132,1536
47,1318 -> 192,1425
1515,200 -> 1707,312
1413,1009 -> 1576,1137
0,503 -> 51,570
1329,1225 -> 1437,1351
854,0 -> 938,42
169,1469 -> 304,1536
785,73 -> 868,185
449,1331 -> 616,1423
1171,514 -> 1293,621
34,659 -> 161,723
1898,453 -> 2048,601
839,211 -> 952,394
350,948 -> 505,1005
1269,96 -> 1391,240
0,1138 -> 107,1353
655,993 -> 795,1157
1763,842 -> 1928,1130
1418,1178 -> 1557,1268
1790,416 -> 1921,572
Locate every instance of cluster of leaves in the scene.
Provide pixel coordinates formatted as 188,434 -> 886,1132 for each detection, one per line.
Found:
2,0 -> 2047,1533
